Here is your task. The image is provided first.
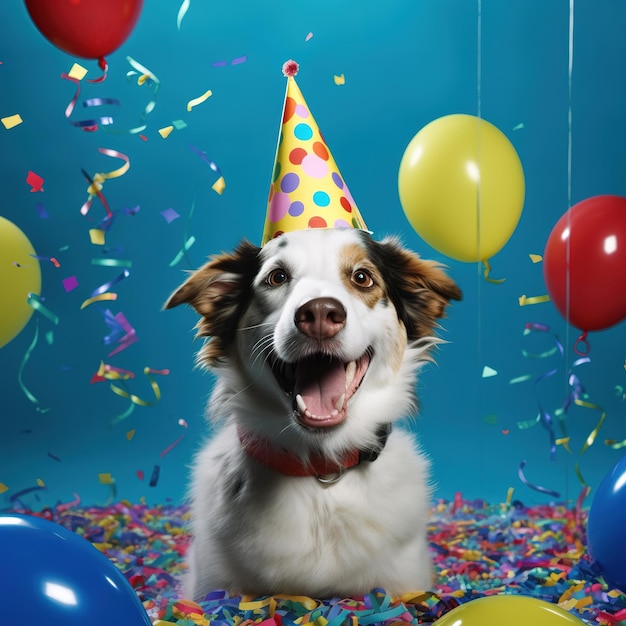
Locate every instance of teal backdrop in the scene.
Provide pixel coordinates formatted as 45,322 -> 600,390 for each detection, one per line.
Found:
1,0 -> 625,508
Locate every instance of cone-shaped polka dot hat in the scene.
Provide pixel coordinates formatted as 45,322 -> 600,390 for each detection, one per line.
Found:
261,60 -> 368,245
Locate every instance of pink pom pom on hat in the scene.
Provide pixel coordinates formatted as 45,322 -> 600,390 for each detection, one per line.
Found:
261,60 -> 368,246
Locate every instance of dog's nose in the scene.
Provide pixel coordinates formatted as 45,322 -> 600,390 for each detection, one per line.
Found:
295,297 -> 346,340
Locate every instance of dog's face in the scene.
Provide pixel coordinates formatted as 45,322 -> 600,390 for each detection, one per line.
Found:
166,229 -> 461,453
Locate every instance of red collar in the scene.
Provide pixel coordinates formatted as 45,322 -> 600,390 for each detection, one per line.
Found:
237,424 -> 391,480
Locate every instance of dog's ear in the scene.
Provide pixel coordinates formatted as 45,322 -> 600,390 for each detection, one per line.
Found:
374,237 -> 462,341
164,240 -> 261,364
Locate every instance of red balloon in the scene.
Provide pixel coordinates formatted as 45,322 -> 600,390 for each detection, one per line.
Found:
25,0 -> 143,61
543,195 -> 626,331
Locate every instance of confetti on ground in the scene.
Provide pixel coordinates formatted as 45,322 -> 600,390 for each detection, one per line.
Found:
159,125 -> 174,138
0,483 -> 8,494
305,32 -> 313,41
26,170 -> 44,192
1,113 -> 23,129
334,74 -> 346,85
187,88 -> 213,112
513,122 -> 525,130
482,366 -> 498,378
4,497 -> 626,625
529,254 -> 543,263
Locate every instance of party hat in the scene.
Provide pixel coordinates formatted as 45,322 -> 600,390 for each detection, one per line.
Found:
261,60 -> 368,245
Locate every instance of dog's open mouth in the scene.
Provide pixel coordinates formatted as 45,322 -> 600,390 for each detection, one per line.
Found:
272,351 -> 371,429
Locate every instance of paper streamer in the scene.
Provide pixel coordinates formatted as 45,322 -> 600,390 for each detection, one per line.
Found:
177,0 -> 191,29
80,292 -> 118,309
17,320 -> 49,413
187,88 -> 213,112
90,269 -> 130,297
519,294 -> 550,306
27,293 -> 59,325
169,235 -> 196,267
111,56 -> 160,135
8,483 -> 47,506
110,367 -> 170,407
160,419 -> 189,458
60,71 -> 118,131
80,148 -> 130,217
482,259 -> 506,284
518,460 -> 561,498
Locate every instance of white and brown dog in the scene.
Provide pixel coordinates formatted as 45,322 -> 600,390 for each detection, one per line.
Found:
165,227 -> 461,600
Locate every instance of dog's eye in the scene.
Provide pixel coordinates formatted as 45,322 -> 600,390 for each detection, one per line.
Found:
266,268 -> 289,287
351,269 -> 374,288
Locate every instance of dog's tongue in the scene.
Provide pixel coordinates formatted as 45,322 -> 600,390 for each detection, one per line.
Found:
294,356 -> 345,418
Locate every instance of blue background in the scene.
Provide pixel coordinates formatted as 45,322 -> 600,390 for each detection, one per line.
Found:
1,0 -> 625,509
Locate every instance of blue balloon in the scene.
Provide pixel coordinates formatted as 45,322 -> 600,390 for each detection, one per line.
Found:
587,455 -> 626,592
0,514 -> 152,626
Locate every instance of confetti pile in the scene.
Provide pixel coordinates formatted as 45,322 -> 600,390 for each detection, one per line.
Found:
7,497 -> 626,625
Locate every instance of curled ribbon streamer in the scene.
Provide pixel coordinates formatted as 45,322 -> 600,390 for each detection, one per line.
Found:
27,293 -> 59,325
177,0 -> 191,29
522,322 -> 564,359
56,492 -> 81,513
8,484 -> 47,505
169,235 -> 196,267
187,88 -> 213,112
519,294 -> 551,306
80,292 -> 117,309
111,402 -> 135,426
90,269 -> 130,297
17,320 -> 49,413
574,397 -> 606,455
560,358 -> 607,488
60,73 -> 117,131
482,259 -> 506,284
80,148 -> 130,216
517,460 -> 561,498
104,56 -> 161,135
92,360 -> 135,382
110,367 -> 169,407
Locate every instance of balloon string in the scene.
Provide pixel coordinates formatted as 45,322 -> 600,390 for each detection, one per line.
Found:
17,320 -> 50,413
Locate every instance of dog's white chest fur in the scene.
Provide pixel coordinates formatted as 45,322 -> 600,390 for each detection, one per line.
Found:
165,228 -> 461,600
188,424 -> 432,598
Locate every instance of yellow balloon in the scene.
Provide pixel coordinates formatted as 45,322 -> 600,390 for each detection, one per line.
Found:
433,595 -> 585,626
0,216 -> 41,348
398,114 -> 525,262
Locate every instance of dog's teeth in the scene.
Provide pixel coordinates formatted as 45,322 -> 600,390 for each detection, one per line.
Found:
334,393 -> 345,412
345,361 -> 356,388
295,394 -> 307,414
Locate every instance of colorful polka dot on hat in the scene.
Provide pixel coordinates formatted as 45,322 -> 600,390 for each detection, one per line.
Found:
261,60 -> 368,246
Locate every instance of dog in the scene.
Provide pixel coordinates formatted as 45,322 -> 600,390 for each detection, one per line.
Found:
165,227 -> 461,600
